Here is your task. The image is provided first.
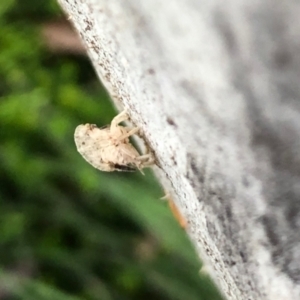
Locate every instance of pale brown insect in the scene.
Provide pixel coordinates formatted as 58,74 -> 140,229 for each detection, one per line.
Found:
74,110 -> 154,172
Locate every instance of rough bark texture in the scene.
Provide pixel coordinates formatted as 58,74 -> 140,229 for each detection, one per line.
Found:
57,1 -> 300,299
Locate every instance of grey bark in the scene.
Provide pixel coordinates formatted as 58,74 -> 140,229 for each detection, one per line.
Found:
57,0 -> 300,299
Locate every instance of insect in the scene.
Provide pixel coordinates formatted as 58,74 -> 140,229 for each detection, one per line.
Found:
74,110 -> 155,172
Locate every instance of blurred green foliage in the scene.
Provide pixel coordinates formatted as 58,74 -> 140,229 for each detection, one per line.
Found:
0,1 -> 223,299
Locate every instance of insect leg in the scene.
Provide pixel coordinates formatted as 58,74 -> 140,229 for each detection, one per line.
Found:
117,127 -> 140,141
111,110 -> 129,129
136,154 -> 155,166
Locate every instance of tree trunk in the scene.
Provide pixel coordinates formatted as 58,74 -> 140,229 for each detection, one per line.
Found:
57,1 -> 300,299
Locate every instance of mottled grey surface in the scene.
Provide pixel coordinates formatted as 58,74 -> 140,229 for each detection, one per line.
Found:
58,0 -> 300,299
